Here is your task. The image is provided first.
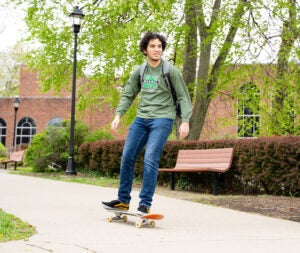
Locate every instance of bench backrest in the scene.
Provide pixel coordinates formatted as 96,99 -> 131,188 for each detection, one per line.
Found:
174,148 -> 233,172
9,150 -> 25,162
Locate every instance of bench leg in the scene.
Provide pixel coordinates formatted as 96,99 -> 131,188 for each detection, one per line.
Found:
14,162 -> 17,170
213,173 -> 219,196
170,173 -> 175,190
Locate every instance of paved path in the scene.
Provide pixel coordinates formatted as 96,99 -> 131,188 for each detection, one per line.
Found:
1,170 -> 300,253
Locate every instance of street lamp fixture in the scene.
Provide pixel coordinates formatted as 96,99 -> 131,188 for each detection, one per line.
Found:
69,6 -> 85,31
12,97 -> 20,151
65,6 -> 84,175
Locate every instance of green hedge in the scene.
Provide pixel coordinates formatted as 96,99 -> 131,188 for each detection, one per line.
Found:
78,136 -> 300,196
233,137 -> 300,195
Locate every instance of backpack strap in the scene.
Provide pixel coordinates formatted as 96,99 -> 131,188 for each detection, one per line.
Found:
162,60 -> 170,78
162,61 -> 181,117
162,61 -> 177,104
138,62 -> 147,88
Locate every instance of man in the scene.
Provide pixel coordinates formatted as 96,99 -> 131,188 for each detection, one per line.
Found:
102,32 -> 192,214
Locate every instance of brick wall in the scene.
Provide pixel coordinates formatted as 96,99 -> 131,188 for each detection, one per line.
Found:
0,66 -> 238,151
0,66 -> 117,150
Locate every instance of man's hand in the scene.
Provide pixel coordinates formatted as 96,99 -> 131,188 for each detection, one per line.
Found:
178,121 -> 189,139
111,115 -> 120,130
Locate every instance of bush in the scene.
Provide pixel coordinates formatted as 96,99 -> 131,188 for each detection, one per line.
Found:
83,129 -> 115,143
25,120 -> 87,172
0,143 -> 7,159
26,120 -> 115,172
78,137 -> 300,196
25,127 -> 69,172
234,137 -> 300,195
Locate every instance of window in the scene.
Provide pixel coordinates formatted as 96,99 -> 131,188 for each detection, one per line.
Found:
237,83 -> 260,137
47,117 -> 63,128
0,118 -> 6,146
16,117 -> 37,145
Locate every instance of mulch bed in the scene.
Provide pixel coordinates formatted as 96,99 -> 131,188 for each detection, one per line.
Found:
155,187 -> 300,222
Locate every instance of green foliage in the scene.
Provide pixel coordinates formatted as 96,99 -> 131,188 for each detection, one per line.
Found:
25,128 -> 68,172
25,120 -> 101,172
0,49 -> 23,97
13,167 -> 120,187
0,209 -> 36,242
8,0 -> 180,114
176,176 -> 191,191
0,143 -> 7,158
7,0 -> 300,138
79,140 -> 126,177
25,119 -> 115,172
84,129 -> 115,143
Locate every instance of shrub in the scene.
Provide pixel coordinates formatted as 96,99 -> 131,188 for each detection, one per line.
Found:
0,143 -> 7,159
78,137 -> 300,196
25,127 -> 69,172
26,120 -> 115,172
25,120 -> 87,172
83,129 -> 115,143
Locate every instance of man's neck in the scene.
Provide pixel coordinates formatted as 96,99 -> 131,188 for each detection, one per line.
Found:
147,58 -> 161,68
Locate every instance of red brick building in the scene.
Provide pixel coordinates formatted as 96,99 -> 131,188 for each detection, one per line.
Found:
0,66 -> 114,151
1,65 -> 244,152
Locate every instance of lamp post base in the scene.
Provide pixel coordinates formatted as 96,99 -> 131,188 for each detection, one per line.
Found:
65,156 -> 77,175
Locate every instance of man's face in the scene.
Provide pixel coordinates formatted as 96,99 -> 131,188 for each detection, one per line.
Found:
144,38 -> 163,61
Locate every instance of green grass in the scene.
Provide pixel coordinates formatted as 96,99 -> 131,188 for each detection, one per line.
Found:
11,167 -> 121,188
0,209 -> 36,242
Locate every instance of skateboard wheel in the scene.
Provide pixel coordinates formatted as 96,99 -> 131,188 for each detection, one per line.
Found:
135,221 -> 142,228
149,220 -> 155,227
123,215 -> 128,222
107,216 -> 113,222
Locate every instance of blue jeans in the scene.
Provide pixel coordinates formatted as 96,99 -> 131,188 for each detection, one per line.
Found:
118,117 -> 174,207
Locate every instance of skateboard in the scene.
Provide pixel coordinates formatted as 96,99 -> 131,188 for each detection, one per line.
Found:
103,206 -> 164,228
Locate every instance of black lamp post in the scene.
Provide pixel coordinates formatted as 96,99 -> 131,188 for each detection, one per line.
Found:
12,97 -> 20,151
65,6 -> 85,175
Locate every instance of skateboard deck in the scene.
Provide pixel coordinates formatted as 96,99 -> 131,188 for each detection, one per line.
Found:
102,205 -> 164,228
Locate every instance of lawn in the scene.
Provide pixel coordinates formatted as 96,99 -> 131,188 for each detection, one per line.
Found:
0,209 -> 36,243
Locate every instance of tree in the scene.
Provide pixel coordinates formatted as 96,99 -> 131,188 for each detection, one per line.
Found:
183,0 -> 252,139
183,0 -> 299,139
9,0 -> 300,139
0,48 -> 23,97
271,0 -> 300,135
10,0 -> 180,122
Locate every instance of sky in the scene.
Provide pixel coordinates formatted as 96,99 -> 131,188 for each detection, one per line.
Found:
0,5 -> 27,52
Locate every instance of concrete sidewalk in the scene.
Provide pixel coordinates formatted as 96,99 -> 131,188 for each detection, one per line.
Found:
1,170 -> 300,253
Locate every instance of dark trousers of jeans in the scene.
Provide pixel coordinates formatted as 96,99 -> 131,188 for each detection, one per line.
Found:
118,117 -> 174,207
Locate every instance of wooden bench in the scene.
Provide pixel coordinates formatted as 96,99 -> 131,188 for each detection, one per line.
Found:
0,150 -> 25,170
158,148 -> 234,195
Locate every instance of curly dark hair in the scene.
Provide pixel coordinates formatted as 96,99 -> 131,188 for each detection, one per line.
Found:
139,32 -> 167,56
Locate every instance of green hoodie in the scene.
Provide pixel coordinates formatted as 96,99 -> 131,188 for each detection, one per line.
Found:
116,60 -> 192,122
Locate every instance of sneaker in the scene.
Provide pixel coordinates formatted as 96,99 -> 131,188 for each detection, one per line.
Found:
102,200 -> 129,211
137,205 -> 150,215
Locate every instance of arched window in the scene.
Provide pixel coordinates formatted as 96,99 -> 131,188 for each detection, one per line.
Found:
0,118 -> 6,146
47,117 -> 63,128
16,117 -> 37,145
237,83 -> 260,137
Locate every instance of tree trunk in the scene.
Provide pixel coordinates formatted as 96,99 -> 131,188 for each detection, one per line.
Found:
271,0 -> 299,135
182,0 -> 198,101
188,0 -> 249,140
